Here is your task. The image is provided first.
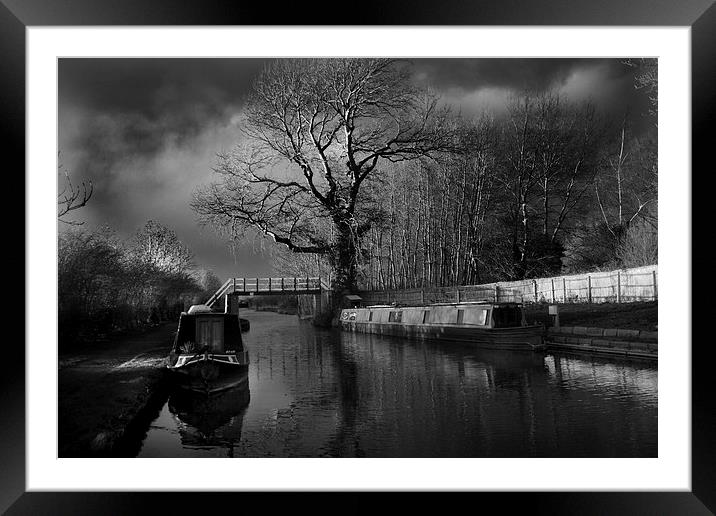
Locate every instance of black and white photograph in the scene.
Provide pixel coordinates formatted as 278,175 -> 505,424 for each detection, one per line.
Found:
1,0 -> 711,508
0,0 -> 716,508
57,56 -> 660,459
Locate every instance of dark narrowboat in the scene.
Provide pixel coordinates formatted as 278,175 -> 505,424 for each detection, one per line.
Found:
339,301 -> 545,351
167,304 -> 249,394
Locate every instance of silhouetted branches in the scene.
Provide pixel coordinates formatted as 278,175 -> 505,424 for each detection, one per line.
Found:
58,161 -> 93,225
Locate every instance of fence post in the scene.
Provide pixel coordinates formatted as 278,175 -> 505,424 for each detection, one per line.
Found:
421,289 -> 424,304
616,271 -> 621,303
653,270 -> 658,300
533,280 -> 538,303
456,287 -> 460,304
563,278 -> 567,303
587,275 -> 592,303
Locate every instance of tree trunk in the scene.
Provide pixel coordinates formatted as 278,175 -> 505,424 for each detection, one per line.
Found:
330,216 -> 358,295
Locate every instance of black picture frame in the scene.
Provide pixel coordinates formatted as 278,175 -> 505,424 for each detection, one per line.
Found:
5,0 -> 715,513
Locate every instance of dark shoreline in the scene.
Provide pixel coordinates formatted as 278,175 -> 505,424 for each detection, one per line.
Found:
58,322 -> 175,457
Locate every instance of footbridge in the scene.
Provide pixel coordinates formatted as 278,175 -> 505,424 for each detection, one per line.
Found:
206,277 -> 329,313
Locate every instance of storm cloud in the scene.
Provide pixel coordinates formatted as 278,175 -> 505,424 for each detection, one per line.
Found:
58,58 -> 654,279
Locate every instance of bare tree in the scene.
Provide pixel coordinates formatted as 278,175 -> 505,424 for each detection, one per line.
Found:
623,58 -> 658,121
195,268 -> 223,293
498,94 -> 540,276
532,95 -> 601,243
193,59 -> 455,293
131,220 -> 195,275
57,161 -> 93,225
615,218 -> 657,267
594,116 -> 655,240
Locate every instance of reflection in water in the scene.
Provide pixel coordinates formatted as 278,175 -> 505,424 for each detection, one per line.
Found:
138,310 -> 657,457
170,384 -> 250,456
139,383 -> 250,457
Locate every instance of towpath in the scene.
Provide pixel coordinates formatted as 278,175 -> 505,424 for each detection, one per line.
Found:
58,322 -> 175,457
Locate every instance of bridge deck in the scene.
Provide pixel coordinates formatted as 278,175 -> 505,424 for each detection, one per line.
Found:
206,277 -> 325,307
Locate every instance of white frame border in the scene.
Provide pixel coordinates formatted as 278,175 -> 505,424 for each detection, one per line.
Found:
27,26 -> 690,491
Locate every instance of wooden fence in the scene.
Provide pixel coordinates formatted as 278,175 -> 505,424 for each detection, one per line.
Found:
357,265 -> 658,306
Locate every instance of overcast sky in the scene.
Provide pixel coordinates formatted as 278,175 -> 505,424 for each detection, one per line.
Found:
58,58 -> 653,280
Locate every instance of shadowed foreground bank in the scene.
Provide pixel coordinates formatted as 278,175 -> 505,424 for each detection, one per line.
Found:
58,323 -> 175,457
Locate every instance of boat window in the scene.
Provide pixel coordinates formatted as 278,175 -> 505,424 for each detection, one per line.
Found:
422,310 -> 430,323
389,311 -> 403,323
456,309 -> 465,324
493,306 -> 522,328
196,317 -> 224,352
369,311 -> 373,321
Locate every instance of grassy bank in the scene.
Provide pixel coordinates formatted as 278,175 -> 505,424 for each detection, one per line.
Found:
59,322 -> 175,457
524,301 -> 657,331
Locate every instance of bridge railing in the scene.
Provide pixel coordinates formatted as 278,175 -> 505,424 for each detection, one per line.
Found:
205,279 -> 233,307
205,277 -> 324,307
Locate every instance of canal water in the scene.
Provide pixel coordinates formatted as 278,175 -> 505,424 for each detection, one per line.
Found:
137,310 -> 657,458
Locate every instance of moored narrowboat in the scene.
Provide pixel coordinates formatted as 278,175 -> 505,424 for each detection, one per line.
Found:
167,304 -> 250,394
339,301 -> 544,351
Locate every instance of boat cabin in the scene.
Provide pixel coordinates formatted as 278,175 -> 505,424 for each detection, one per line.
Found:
343,294 -> 364,308
341,302 -> 527,329
173,304 -> 244,355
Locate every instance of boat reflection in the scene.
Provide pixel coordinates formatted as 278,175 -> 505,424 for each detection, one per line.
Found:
167,378 -> 251,456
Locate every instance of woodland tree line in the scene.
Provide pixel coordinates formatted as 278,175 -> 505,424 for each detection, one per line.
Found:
58,220 -> 222,347
354,97 -> 657,290
194,58 -> 657,294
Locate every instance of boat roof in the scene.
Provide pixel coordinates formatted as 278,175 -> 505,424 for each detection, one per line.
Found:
182,307 -> 226,316
364,301 -> 521,309
187,304 -> 213,314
